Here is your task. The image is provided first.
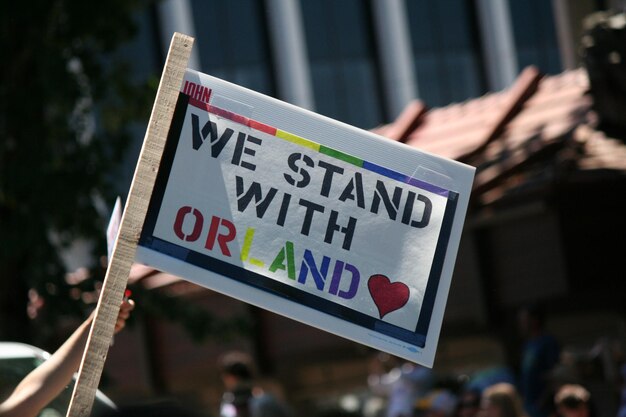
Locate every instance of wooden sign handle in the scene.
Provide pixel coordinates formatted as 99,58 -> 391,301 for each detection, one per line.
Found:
66,32 -> 194,417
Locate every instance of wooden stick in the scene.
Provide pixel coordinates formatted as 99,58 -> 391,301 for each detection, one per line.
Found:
66,32 -> 194,417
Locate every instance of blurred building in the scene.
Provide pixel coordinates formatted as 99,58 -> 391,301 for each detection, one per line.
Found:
118,0 -> 589,141
103,1 -> 626,417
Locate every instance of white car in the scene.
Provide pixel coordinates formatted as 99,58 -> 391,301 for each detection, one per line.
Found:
0,342 -> 116,417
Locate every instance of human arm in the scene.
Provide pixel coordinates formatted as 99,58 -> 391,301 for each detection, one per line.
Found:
0,299 -> 134,417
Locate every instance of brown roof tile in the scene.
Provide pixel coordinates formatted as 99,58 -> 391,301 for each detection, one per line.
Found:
403,66 -> 543,160
372,100 -> 427,141
376,66 -> 624,203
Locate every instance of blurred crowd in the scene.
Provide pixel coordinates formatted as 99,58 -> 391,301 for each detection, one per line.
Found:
337,305 -> 626,417
204,304 -> 626,417
4,297 -> 626,417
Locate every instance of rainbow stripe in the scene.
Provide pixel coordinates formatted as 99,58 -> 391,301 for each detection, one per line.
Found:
188,96 -> 449,197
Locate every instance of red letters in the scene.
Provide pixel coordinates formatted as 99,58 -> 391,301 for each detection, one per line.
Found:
205,215 -> 236,257
173,206 -> 204,241
173,206 -> 236,257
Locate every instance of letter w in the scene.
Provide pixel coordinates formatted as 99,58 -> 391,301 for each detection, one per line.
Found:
236,176 -> 278,218
191,113 -> 234,157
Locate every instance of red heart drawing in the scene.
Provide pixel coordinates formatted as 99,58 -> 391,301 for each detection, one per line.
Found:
368,274 -> 410,319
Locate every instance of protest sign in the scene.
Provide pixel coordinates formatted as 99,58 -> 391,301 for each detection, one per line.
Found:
135,69 -> 475,366
69,32 -> 473,415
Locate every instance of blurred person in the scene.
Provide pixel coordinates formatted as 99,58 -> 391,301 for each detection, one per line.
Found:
0,298 -> 135,417
218,350 -> 291,417
554,384 -> 594,417
368,354 -> 433,417
455,389 -> 481,417
465,367 -> 517,395
480,383 -> 527,417
518,305 -> 561,417
415,390 -> 457,417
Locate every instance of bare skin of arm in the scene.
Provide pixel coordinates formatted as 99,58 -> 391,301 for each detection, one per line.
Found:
0,299 -> 134,417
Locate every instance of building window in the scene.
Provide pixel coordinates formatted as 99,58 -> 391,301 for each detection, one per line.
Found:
406,0 -> 486,107
508,0 -> 562,74
300,0 -> 384,129
190,0 -> 275,96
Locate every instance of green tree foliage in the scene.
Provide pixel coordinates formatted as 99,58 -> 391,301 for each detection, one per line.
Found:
0,0 -> 156,343
1,1 -> 251,348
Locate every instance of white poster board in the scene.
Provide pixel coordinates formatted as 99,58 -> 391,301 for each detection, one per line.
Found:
135,69 -> 475,366
106,196 -> 122,265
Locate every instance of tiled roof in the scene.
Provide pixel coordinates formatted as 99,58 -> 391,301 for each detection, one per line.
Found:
375,66 -> 626,206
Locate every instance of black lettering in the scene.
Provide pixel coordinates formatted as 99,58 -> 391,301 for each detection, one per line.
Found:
232,133 -> 262,171
284,153 -> 314,188
370,180 -> 402,221
235,176 -> 278,218
298,198 -> 325,236
318,160 -> 344,197
338,172 -> 365,208
324,211 -> 357,251
413,194 -> 432,228
276,193 -> 292,227
191,113 -> 234,157
402,191 -> 432,228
